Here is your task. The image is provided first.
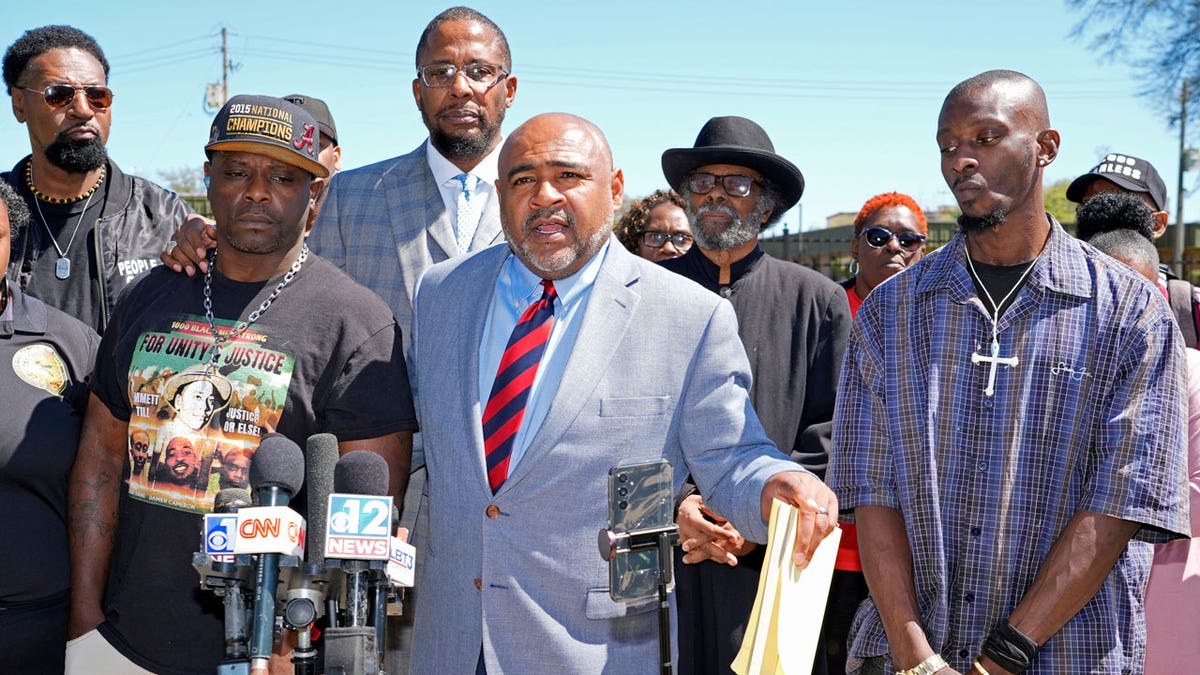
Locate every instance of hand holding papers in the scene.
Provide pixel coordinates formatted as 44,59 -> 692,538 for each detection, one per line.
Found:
733,499 -> 842,675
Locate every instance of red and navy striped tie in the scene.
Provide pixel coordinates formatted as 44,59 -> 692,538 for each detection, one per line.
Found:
482,280 -> 557,492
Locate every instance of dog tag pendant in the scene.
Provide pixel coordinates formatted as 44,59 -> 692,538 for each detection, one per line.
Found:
55,257 -> 71,280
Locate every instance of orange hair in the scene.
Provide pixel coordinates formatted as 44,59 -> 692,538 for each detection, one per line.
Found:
853,192 -> 927,235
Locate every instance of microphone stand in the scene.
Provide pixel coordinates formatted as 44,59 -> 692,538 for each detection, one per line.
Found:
193,552 -> 256,675
368,568 -> 391,668
599,523 -> 680,675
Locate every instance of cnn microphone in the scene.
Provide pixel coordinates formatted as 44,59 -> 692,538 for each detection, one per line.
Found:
244,434 -> 305,674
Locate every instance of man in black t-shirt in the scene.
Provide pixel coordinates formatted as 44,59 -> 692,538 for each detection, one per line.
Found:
67,95 -> 417,675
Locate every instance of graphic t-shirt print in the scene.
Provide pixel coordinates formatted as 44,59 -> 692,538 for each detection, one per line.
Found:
125,314 -> 293,513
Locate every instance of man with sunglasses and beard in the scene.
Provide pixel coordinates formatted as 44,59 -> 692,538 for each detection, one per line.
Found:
659,116 -> 850,675
829,70 -> 1189,675
2,25 -> 191,334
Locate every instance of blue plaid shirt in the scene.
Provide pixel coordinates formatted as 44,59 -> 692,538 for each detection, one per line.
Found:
829,218 -> 1190,673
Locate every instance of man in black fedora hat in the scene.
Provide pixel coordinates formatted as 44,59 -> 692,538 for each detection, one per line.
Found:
660,116 -> 851,674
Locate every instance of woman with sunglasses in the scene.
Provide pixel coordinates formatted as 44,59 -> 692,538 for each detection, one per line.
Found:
844,192 -> 928,315
822,191 -> 927,674
613,189 -> 692,262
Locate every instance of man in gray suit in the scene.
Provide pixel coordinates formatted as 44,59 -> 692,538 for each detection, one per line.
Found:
309,6 -> 515,337
408,112 -> 839,672
161,6 -> 514,337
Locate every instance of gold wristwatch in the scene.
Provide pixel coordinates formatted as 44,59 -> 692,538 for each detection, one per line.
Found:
896,653 -> 949,675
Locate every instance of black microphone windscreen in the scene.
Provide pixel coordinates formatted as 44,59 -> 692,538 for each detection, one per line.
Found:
214,488 -> 252,513
333,450 -> 389,496
305,433 -> 339,562
249,433 -> 305,496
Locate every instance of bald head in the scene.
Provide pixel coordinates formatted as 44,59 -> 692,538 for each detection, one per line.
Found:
497,113 -> 624,280
936,69 -> 1060,235
944,69 -> 1050,128
1088,228 -> 1161,284
500,113 -> 613,174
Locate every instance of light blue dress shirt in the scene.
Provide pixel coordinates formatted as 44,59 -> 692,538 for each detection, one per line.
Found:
477,238 -> 612,471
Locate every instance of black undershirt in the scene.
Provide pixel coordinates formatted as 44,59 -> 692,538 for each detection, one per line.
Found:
967,257 -> 1036,319
20,187 -> 103,330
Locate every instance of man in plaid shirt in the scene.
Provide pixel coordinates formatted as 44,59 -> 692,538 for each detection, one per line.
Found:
830,69 -> 1190,675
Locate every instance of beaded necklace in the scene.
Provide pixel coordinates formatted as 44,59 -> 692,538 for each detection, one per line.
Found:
25,158 -> 106,204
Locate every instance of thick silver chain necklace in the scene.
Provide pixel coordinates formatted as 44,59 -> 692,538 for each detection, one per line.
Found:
202,243 -> 308,374
28,163 -> 98,280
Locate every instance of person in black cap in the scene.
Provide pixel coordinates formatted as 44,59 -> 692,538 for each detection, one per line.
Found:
1068,154 -> 1200,347
161,93 -> 343,275
659,116 -> 851,675
282,93 -> 341,182
1066,152 -> 1170,238
67,94 -> 417,674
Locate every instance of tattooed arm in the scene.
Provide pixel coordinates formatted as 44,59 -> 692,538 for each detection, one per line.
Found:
67,393 -> 129,639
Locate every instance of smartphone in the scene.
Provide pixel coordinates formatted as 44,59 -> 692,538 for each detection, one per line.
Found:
607,460 -> 673,602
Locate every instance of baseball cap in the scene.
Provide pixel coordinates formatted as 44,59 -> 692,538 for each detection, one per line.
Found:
1066,153 -> 1168,211
282,93 -> 337,144
206,94 -> 329,178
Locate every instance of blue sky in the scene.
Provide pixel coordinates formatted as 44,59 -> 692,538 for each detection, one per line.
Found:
2,1 -> 1193,235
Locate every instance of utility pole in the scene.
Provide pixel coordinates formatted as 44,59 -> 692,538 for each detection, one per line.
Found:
221,27 -> 229,103
205,28 -> 235,113
1176,81 -> 1188,277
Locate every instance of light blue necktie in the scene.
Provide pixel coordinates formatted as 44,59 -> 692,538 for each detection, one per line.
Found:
454,173 -> 481,253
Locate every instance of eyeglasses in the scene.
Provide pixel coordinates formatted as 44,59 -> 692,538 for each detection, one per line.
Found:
687,172 -> 759,198
858,226 -> 927,252
417,62 -> 510,89
20,84 -> 113,110
641,231 -> 693,250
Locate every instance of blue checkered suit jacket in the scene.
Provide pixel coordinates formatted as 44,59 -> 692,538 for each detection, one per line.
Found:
309,140 -> 504,343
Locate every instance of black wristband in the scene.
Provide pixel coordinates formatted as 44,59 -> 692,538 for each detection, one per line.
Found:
981,621 -> 1039,674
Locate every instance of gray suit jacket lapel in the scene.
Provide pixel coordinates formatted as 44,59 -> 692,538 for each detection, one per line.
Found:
471,192 -> 505,250
380,143 -> 456,302
498,244 -> 641,494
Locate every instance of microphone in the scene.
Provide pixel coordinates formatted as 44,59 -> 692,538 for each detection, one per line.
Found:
216,488 -> 253,513
387,505 -> 416,590
324,451 -> 392,674
208,488 -> 253,670
244,434 -> 305,674
305,433 -> 339,565
329,451 -> 390,626
333,449 -> 389,496
288,434 -> 338,675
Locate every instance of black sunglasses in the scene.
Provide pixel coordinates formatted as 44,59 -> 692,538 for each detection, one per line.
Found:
859,226 -> 926,252
641,231 -> 693,249
20,84 -> 113,110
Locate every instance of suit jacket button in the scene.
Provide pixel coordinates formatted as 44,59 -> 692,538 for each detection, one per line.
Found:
473,577 -> 483,590
486,505 -> 501,519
